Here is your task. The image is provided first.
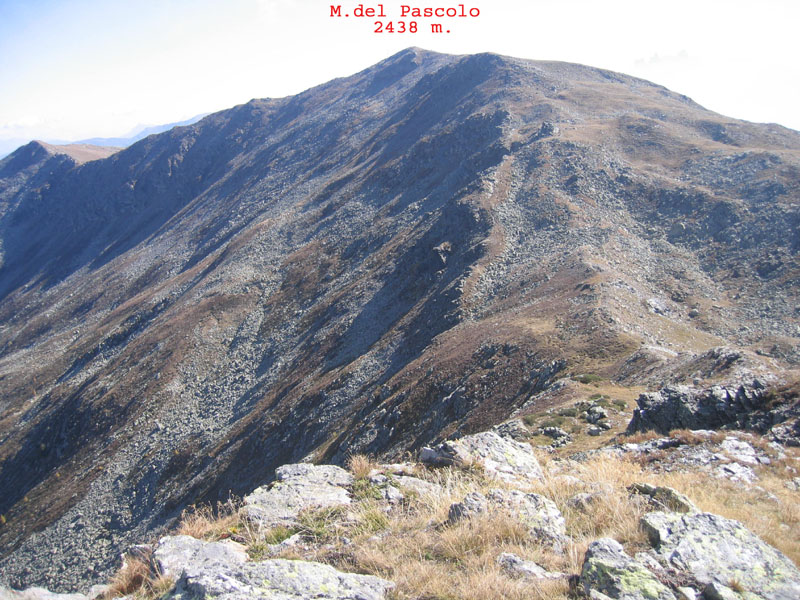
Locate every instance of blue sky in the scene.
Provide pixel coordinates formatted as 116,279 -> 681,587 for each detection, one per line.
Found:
1,0 -> 798,152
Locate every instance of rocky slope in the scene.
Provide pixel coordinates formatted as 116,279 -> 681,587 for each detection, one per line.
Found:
5,409 -> 799,600
0,47 -> 799,590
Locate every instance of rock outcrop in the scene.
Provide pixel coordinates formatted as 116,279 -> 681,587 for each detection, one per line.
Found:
242,464 -> 353,529
154,536 -> 394,600
419,431 -> 544,482
627,383 -> 800,445
580,538 -> 676,600
641,511 -> 800,600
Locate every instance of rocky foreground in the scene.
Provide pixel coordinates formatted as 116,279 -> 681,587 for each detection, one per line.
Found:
3,382 -> 799,600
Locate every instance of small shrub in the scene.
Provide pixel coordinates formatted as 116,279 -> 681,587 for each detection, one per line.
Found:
177,499 -> 240,541
353,478 -> 383,502
557,407 -> 578,417
354,503 -> 390,535
522,413 -> 539,427
104,556 -> 174,600
728,578 -> 745,593
540,417 -> 566,429
613,399 -> 627,410
296,506 -> 346,542
576,374 -> 604,384
247,542 -> 270,561
262,525 -> 295,545
347,454 -> 377,480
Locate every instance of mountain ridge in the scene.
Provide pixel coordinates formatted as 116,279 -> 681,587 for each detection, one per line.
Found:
0,47 -> 798,590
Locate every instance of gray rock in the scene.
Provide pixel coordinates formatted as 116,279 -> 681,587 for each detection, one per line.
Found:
496,552 -> 565,580
492,419 -> 530,441
588,426 -> 603,436
641,511 -> 800,600
86,587 -> 108,600
626,384 -> 769,435
167,558 -> 394,600
242,464 -> 353,528
580,538 -> 676,600
381,485 -> 404,505
447,492 -> 488,524
719,437 -> 759,465
418,442 -> 471,467
392,475 -> 441,497
154,535 -> 247,580
0,589 -> 88,600
675,587 -> 699,600
628,483 -> 698,513
713,461 -> 757,483
587,406 -> 608,424
541,426 -> 570,439
421,431 -> 544,483
567,491 -> 603,512
487,489 -> 566,547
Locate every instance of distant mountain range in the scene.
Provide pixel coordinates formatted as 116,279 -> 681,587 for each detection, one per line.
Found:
0,48 -> 798,591
0,114 -> 208,159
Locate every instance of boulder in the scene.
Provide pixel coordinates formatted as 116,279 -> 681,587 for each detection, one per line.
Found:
626,384 -> 767,435
391,475 -> 441,497
153,535 -> 247,580
580,538 -> 676,600
567,491 -> 604,512
496,552 -> 565,580
719,437 -> 761,465
541,426 -> 570,439
492,419 -> 530,441
641,511 -> 800,600
487,489 -> 566,548
167,557 -> 394,600
713,461 -> 757,484
420,431 -> 544,482
447,492 -> 488,524
627,483 -> 697,513
587,406 -> 609,424
242,464 -> 353,528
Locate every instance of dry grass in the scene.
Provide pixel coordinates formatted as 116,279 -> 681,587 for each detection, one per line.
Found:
101,437 -> 800,600
347,454 -> 380,480
620,430 -> 662,444
669,429 -> 725,445
177,498 -> 241,541
104,556 -> 173,600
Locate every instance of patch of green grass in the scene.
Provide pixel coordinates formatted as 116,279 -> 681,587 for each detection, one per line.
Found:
354,504 -> 390,535
262,525 -> 295,545
540,416 -> 566,429
613,399 -> 627,410
352,478 -> 383,502
248,542 -> 270,561
522,413 -> 540,427
557,407 -> 578,417
576,374 -> 604,384
296,506 -> 346,542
